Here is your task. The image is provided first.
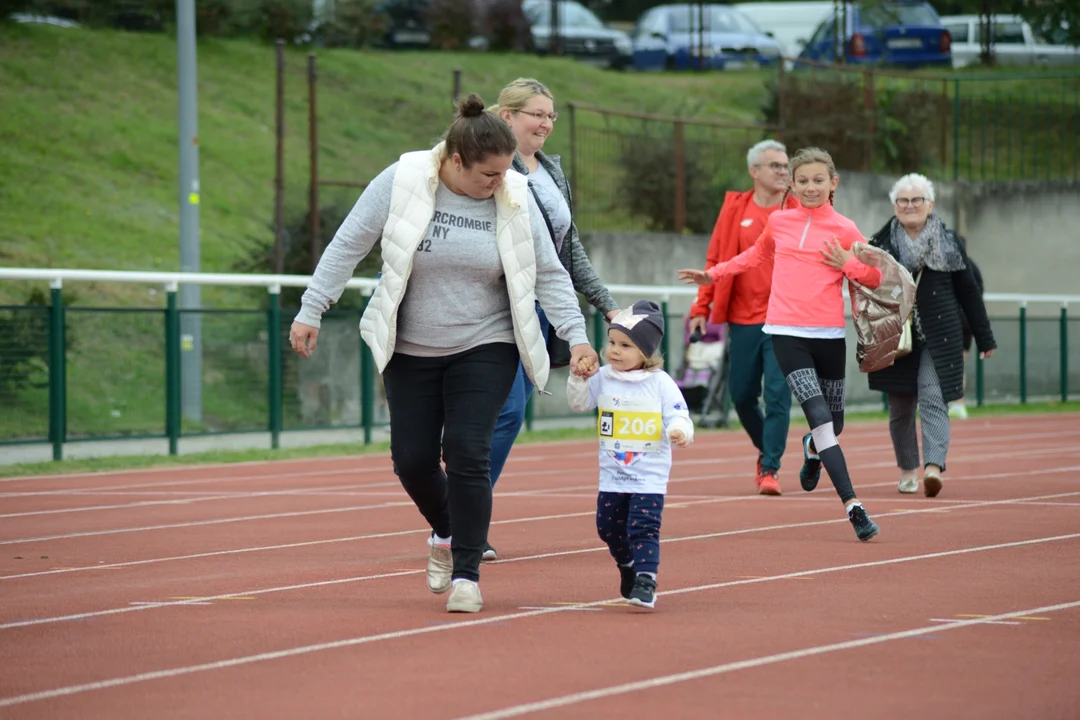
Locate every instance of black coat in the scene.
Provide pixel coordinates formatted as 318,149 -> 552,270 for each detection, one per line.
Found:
866,220 -> 996,402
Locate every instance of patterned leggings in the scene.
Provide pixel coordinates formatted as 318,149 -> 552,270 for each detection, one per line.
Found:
596,492 -> 665,574
771,334 -> 857,504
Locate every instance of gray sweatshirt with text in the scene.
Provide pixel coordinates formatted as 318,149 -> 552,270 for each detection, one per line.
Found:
295,163 -> 589,356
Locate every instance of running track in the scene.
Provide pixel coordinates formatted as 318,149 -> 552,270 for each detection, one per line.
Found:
1,414 -> 1078,719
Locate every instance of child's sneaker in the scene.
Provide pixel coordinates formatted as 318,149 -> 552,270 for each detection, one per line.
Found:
627,575 -> 658,609
799,433 -> 822,492
847,503 -> 879,542
481,543 -> 497,562
618,564 -> 636,599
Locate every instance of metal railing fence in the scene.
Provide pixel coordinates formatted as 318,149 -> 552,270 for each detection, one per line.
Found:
1,269 -> 1078,461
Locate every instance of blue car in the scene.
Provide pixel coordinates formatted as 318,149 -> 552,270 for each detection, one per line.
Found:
632,4 -> 782,71
797,1 -> 952,68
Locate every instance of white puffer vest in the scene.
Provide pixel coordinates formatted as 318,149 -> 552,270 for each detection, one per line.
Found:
358,142 -> 552,392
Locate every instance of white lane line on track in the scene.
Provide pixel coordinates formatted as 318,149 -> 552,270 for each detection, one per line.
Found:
5,447 -> 1080,547
3,490 -> 1079,629
452,598 -> 1080,720
2,422 -> 1075,494
1,534 -> 1077,709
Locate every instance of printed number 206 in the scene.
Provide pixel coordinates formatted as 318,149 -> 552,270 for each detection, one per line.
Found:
620,417 -> 658,436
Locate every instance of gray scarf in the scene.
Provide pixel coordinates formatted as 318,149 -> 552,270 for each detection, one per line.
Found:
890,214 -> 966,274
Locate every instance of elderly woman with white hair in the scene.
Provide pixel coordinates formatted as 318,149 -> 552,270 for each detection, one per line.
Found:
867,173 -> 996,498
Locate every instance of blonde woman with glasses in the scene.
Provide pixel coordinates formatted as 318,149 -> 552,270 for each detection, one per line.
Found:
457,78 -> 619,562
867,173 -> 996,498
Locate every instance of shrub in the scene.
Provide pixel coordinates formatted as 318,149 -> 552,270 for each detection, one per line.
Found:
768,72 -> 948,175
474,0 -> 533,52
317,0 -> 386,48
232,0 -> 315,43
616,134 -> 724,234
234,201 -> 382,311
426,0 -> 475,50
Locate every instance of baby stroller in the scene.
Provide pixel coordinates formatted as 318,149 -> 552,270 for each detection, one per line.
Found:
674,317 -> 732,428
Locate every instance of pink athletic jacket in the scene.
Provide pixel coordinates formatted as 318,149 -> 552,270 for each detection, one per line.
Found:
706,203 -> 882,329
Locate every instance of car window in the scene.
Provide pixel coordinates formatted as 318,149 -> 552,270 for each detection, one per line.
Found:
994,21 -> 1025,44
858,2 -> 938,27
525,1 -> 604,29
634,8 -> 665,37
944,22 -> 968,43
807,15 -> 834,45
670,6 -> 761,34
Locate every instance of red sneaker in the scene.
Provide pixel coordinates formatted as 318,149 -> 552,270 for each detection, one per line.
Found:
757,471 -> 782,496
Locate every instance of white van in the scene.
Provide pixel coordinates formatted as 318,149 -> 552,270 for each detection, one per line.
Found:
732,1 -> 834,60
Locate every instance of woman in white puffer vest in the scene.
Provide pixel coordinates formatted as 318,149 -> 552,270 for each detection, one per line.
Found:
289,94 -> 599,614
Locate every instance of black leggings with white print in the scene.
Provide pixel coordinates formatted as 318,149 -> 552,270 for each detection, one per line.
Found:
771,334 -> 856,504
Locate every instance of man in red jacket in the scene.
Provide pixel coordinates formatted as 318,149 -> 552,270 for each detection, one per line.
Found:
688,140 -> 797,495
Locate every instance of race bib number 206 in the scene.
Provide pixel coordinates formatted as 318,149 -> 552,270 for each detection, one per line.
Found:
597,394 -> 663,453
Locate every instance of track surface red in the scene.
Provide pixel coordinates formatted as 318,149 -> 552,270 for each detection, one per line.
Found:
1,414 -> 1079,719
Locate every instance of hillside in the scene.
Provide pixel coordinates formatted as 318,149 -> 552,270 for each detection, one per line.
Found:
0,23 -> 773,306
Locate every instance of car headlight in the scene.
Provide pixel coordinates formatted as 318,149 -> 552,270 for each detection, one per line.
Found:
615,36 -> 631,54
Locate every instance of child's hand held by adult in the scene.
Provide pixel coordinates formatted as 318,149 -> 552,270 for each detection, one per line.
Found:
668,428 -> 689,448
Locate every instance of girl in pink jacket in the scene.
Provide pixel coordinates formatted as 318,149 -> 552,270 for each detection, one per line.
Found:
679,147 -> 882,542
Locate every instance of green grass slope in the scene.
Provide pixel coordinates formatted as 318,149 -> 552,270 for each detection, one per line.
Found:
0,23 -> 773,306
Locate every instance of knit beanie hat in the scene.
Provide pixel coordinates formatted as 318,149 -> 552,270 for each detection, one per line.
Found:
609,300 -> 665,359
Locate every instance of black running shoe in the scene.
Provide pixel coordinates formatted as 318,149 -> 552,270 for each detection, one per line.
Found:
619,564 -> 636,599
627,575 -> 658,609
800,433 -> 822,492
481,543 -> 497,562
847,504 -> 880,542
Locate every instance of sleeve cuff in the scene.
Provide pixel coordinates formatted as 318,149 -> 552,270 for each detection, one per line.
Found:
294,305 -> 323,329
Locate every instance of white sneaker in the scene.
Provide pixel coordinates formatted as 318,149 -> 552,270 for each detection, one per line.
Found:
446,580 -> 483,613
898,476 -> 919,494
426,543 -> 452,594
948,402 -> 968,420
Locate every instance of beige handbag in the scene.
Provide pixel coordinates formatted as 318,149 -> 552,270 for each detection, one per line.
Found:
895,269 -> 923,359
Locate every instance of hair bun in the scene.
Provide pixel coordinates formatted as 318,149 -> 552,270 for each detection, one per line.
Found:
457,93 -> 486,118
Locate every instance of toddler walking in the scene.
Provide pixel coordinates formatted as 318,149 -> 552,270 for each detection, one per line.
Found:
568,301 -> 694,609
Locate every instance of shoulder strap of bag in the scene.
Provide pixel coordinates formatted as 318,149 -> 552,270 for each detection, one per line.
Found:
528,179 -> 574,276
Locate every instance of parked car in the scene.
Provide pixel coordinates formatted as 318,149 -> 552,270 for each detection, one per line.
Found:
375,0 -> 432,48
631,3 -> 782,71
522,0 -> 633,69
941,14 -> 1080,67
732,2 -> 834,61
797,1 -> 952,68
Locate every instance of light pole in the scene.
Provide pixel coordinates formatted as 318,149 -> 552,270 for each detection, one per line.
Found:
177,0 -> 202,423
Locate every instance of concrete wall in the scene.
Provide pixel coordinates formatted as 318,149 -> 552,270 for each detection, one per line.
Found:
298,176 -> 1080,426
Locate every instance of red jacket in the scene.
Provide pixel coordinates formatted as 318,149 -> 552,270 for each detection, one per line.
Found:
690,190 -> 800,324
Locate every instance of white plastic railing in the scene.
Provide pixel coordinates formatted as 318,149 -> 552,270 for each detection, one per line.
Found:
2,268 -> 1079,307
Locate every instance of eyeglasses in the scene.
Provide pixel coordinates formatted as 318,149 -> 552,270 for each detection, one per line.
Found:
895,197 -> 927,208
754,162 -> 789,173
517,109 -> 558,123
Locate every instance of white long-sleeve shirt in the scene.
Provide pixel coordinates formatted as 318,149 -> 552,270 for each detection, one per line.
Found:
567,366 -> 694,495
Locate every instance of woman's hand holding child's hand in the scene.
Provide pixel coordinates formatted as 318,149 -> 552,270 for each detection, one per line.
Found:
573,353 -> 599,378
668,429 -> 690,448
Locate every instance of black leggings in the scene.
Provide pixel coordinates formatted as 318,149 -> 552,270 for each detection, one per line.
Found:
382,342 -> 519,582
771,334 -> 857,504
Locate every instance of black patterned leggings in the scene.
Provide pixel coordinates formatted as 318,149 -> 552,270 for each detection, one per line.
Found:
596,492 -> 665,574
771,334 -> 857,504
